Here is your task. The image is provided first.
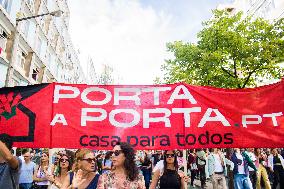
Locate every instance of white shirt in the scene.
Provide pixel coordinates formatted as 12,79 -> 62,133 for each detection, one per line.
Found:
19,161 -> 36,184
268,154 -> 284,171
153,160 -> 164,173
213,154 -> 223,173
236,153 -> 245,175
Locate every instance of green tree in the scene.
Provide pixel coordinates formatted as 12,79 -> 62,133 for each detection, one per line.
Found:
161,10 -> 284,88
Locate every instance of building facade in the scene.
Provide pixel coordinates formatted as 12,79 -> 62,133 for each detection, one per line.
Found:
0,0 -> 85,88
218,0 -> 284,20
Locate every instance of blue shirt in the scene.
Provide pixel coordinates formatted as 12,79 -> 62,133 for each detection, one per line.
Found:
19,161 -> 36,184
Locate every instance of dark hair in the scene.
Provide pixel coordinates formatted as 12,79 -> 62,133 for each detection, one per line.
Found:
176,150 -> 182,157
115,142 -> 139,181
0,134 -> 13,150
21,148 -> 29,155
104,151 -> 113,166
163,150 -> 178,173
143,152 -> 151,163
58,154 -> 72,175
96,154 -> 102,159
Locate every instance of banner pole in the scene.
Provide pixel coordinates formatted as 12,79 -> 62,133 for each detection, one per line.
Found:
183,150 -> 188,188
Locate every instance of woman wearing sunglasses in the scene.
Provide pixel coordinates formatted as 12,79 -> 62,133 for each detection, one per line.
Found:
97,142 -> 146,189
150,150 -> 186,189
48,154 -> 73,189
63,148 -> 100,189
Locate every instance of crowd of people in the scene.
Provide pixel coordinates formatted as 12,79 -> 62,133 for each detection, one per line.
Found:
0,134 -> 284,189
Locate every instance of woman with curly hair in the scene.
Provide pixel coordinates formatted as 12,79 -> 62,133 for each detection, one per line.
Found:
150,150 -> 186,189
97,142 -> 146,189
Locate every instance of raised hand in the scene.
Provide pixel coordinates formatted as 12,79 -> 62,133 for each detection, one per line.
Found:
46,174 -> 55,182
72,169 -> 86,188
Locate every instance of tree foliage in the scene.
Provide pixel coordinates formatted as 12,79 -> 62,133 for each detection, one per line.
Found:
161,10 -> 284,88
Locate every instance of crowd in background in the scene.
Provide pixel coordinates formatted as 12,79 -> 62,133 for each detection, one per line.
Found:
0,134 -> 284,189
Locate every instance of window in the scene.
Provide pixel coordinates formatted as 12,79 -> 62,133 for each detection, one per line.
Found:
16,50 -> 26,70
31,67 -> 39,81
0,28 -> 7,55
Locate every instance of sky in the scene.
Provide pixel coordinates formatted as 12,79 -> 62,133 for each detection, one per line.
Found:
68,0 -> 229,84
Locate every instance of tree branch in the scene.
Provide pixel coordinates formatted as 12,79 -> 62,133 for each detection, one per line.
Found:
241,66 -> 273,88
233,58 -> 237,78
221,66 -> 235,78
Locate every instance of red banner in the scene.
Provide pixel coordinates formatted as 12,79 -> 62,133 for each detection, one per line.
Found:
0,81 -> 284,149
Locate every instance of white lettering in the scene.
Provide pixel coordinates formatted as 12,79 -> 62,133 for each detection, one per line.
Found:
109,109 -> 140,128
167,85 -> 197,104
143,108 -> 171,128
198,108 -> 231,127
50,114 -> 68,126
172,107 -> 201,127
114,88 -> 141,105
142,87 -> 171,105
242,115 -> 262,128
263,112 -> 283,127
53,85 -> 80,103
81,87 -> 112,105
81,108 -> 107,126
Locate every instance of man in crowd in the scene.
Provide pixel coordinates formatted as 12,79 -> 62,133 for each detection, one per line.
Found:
0,134 -> 22,189
19,149 -> 36,189
231,148 -> 257,189
196,148 -> 207,189
208,148 -> 227,189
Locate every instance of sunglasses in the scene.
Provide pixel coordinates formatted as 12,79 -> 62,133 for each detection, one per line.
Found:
60,158 -> 69,163
165,154 -> 175,158
82,158 -> 96,164
113,150 -> 123,156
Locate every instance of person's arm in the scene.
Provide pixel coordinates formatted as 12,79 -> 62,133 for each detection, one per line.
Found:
149,169 -> 160,189
0,141 -> 19,169
70,169 -> 86,189
178,171 -> 186,189
244,153 -> 257,171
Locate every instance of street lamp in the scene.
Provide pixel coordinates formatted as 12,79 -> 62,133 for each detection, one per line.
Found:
5,10 -> 63,87
16,10 -> 63,22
